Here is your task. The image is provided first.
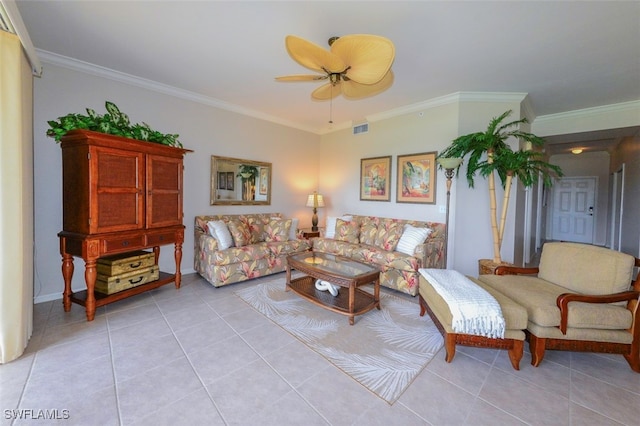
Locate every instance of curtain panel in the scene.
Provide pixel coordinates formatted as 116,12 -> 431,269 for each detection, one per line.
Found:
0,30 -> 34,363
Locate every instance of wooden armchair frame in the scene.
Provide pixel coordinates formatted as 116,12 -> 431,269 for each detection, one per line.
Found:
495,258 -> 640,372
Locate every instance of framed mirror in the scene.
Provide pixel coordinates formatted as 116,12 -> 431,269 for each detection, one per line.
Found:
210,155 -> 272,205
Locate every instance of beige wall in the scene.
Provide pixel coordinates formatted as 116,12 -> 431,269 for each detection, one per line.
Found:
33,63 -> 319,302
32,62 -> 639,301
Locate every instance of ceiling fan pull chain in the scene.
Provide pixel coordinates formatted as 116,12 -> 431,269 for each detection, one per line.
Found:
329,85 -> 333,124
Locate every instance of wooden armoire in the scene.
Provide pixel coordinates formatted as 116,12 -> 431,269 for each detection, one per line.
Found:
58,130 -> 192,321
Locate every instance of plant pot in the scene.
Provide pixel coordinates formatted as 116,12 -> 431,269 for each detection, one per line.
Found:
478,259 -> 513,275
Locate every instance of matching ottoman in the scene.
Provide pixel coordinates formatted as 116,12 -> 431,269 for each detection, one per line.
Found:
419,274 -> 528,370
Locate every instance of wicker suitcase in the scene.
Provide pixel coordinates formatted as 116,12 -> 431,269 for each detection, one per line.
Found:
97,251 -> 155,276
95,266 -> 159,294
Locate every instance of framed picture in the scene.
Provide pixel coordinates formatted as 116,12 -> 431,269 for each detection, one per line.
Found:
396,152 -> 437,204
259,167 -> 269,195
360,156 -> 391,201
226,171 -> 234,190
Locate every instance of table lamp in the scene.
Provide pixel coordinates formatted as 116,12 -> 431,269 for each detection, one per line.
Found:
305,191 -> 325,231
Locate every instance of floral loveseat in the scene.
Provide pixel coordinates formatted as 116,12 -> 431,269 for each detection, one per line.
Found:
312,214 -> 446,296
194,213 -> 311,287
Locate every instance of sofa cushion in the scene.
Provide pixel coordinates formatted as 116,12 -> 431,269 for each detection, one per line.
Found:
538,242 -> 634,295
335,218 -> 360,244
565,302 -> 632,330
353,245 -> 419,273
206,220 -> 234,250
312,238 -> 358,258
288,217 -> 299,241
419,275 -> 529,332
375,219 -> 404,251
264,218 -> 292,242
359,217 -> 379,246
396,224 -> 431,256
247,216 -> 269,243
213,242 -> 271,266
478,275 -> 565,327
227,219 -> 252,247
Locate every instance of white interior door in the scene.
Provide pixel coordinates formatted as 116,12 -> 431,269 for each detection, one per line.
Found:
551,177 -> 596,243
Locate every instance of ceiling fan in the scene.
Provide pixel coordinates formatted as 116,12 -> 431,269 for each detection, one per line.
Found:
275,34 -> 395,101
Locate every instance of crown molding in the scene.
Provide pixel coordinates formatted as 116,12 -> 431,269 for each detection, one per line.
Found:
366,91 -> 529,124
534,100 -> 640,125
37,49 -> 319,134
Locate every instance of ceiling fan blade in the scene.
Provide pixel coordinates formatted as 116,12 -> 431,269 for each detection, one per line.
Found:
342,70 -> 394,100
331,34 -> 395,84
285,35 -> 346,74
275,74 -> 328,82
311,82 -> 342,101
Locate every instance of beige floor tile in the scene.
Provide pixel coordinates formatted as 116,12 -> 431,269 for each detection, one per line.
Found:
109,316 -> 174,350
161,301 -> 219,332
296,364 -> 379,425
425,349 -> 493,395
106,302 -> 164,331
117,357 -> 203,425
130,388 -> 225,426
494,349 -> 571,398
570,402 -> 624,426
239,320 -> 298,355
570,370 -> 640,425
173,316 -> 237,354
399,369 -> 475,425
479,368 -> 570,425
206,359 -> 296,424
463,398 -> 527,425
188,335 -> 260,385
262,339 -> 332,388
10,273 -> 640,425
112,333 -> 184,382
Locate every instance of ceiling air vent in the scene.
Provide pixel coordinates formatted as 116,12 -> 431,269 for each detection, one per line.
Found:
353,122 -> 369,135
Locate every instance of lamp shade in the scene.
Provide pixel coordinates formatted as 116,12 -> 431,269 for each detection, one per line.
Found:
437,157 -> 463,170
306,192 -> 325,208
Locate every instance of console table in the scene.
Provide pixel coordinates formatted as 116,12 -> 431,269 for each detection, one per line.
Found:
58,130 -> 191,321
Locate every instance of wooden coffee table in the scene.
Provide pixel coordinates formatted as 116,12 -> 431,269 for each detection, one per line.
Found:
285,252 -> 380,325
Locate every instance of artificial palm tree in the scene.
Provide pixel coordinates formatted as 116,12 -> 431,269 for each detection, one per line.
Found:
438,110 -> 563,264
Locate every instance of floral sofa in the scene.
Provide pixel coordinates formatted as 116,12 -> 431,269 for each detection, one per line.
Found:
311,214 -> 446,296
194,213 -> 311,287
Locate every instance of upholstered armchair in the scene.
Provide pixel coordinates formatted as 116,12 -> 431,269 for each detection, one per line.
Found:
478,242 -> 640,372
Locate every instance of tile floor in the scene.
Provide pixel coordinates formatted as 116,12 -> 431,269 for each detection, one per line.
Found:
2,272 -> 640,425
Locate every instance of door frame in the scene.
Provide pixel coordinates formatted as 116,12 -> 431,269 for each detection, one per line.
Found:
610,164 -> 625,251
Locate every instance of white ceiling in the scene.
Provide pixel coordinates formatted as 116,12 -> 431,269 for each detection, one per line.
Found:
15,0 -> 640,146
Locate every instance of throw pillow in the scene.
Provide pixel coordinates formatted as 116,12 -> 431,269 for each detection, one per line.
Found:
265,218 -> 292,242
325,215 -> 353,239
227,219 -> 252,247
206,220 -> 234,250
359,217 -> 379,246
247,216 -> 269,243
335,218 -> 360,244
288,217 -> 299,240
396,224 -> 432,256
375,220 -> 405,251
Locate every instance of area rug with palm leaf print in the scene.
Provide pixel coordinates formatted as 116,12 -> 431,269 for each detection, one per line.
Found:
235,280 -> 444,404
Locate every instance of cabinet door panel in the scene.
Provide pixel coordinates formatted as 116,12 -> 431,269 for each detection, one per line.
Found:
147,155 -> 183,228
91,148 -> 145,233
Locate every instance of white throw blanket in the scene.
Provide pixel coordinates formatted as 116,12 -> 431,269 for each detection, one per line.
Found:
419,269 -> 505,339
